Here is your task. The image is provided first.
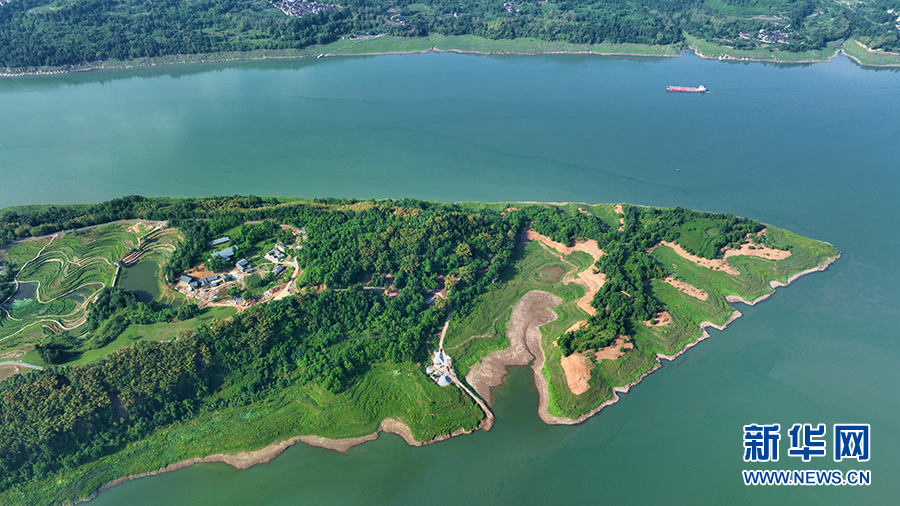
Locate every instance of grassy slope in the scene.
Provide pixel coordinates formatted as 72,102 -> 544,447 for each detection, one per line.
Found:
66,306 -> 238,366
7,363 -> 483,504
450,216 -> 839,420
841,39 -> 900,67
685,34 -> 843,63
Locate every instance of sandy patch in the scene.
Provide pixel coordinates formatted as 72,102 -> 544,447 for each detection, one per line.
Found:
465,290 -> 562,405
566,320 -> 587,333
663,276 -> 709,300
613,204 -> 625,232
723,242 -> 791,261
560,353 -> 593,395
655,241 -> 740,276
527,230 -> 606,315
593,336 -> 633,361
526,230 -> 605,259
645,311 -> 673,327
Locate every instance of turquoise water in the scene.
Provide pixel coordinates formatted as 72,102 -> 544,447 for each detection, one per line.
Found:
1,52 -> 898,504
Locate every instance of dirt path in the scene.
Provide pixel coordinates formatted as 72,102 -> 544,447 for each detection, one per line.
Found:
526,230 -> 605,315
613,204 -> 625,232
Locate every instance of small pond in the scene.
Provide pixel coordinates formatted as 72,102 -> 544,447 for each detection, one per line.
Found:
118,262 -> 160,302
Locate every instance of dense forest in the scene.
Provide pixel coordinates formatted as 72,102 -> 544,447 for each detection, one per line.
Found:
0,0 -> 897,68
0,196 -> 777,495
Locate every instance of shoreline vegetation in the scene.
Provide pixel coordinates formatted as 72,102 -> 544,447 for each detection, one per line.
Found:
78,249 -> 841,504
1,34 -> 898,78
0,197 -> 840,504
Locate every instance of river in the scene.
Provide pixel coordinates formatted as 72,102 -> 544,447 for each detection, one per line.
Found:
1,51 -> 898,504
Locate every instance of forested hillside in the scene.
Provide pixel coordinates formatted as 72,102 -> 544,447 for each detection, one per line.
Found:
0,0 -> 897,68
0,196 -> 839,502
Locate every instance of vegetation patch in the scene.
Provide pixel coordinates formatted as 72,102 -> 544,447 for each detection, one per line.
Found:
0,196 -> 838,504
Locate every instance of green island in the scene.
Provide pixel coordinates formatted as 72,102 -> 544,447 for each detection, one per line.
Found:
0,196 -> 838,504
1,0 -> 899,74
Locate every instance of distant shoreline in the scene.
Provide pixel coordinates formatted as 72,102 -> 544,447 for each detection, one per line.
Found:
3,36 -> 898,78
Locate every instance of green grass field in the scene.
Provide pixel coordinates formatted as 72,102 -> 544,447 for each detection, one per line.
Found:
685,34 -> 842,63
6,361 -> 483,504
841,39 -> 900,67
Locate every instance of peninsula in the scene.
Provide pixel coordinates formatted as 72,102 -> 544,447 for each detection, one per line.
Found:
0,196 -> 839,504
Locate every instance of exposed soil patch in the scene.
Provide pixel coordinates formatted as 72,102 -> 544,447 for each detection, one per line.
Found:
184,263 -> 216,279
654,241 -> 740,275
538,265 -> 566,283
465,290 -> 562,405
560,353 -> 593,395
560,336 -> 633,395
663,276 -> 709,300
527,230 -> 606,315
566,320 -> 587,333
0,365 -> 21,381
593,336 -> 633,362
723,242 -> 791,261
527,230 -> 604,258
645,310 -> 673,327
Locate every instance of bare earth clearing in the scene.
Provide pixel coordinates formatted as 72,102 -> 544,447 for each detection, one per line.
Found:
561,336 -> 634,395
655,241 -> 740,275
645,310 -> 673,327
526,230 -> 605,315
722,242 -> 792,261
663,276 -> 709,300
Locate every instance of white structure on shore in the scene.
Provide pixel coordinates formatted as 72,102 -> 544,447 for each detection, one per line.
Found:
427,350 -> 452,387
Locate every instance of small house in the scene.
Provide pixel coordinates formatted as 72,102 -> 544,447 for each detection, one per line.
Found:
207,237 -> 231,247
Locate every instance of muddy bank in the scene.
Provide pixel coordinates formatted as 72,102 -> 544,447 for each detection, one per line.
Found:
465,290 -> 562,406
76,417 -> 472,504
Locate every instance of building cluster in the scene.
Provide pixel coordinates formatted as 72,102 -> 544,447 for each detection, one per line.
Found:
425,350 -> 452,387
267,249 -> 286,261
739,29 -> 797,44
890,9 -> 900,30
274,0 -> 339,18
179,273 -> 231,291
503,2 -> 520,13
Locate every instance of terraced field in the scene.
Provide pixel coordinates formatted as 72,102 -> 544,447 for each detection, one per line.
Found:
0,221 -> 178,353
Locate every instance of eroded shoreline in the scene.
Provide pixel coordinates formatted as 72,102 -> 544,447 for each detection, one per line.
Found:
76,417 -> 476,504
470,252 -> 841,426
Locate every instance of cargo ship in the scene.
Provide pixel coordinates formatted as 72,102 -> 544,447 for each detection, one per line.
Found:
667,85 -> 707,93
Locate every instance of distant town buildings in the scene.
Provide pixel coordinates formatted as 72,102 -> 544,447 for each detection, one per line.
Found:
273,0 -> 339,18
739,29 -> 798,44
